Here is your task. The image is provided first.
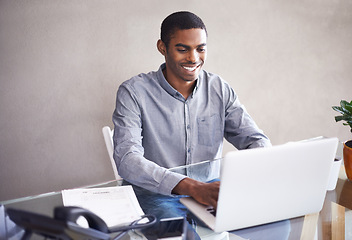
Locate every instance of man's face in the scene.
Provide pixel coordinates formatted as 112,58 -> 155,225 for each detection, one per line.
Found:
159,28 -> 207,83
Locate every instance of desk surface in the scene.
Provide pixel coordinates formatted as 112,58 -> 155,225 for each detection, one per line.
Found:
2,165 -> 352,240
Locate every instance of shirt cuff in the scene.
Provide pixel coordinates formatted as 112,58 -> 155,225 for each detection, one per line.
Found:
249,139 -> 272,148
158,171 -> 188,195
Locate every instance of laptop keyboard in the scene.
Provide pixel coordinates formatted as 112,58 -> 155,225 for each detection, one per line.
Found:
206,206 -> 216,217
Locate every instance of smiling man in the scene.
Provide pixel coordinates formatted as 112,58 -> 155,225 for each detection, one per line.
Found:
157,27 -> 207,99
112,11 -> 271,211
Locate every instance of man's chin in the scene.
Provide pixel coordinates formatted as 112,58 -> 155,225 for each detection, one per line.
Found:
183,70 -> 201,82
182,76 -> 198,82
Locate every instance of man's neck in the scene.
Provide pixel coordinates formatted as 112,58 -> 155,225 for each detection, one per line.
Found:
162,68 -> 196,99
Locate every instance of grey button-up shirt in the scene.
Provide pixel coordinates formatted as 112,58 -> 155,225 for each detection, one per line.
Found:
113,64 -> 271,195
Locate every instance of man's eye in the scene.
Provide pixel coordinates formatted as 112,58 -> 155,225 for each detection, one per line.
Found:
198,48 -> 206,52
177,49 -> 187,52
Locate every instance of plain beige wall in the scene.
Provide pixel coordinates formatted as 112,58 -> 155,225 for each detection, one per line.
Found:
1,0 -> 351,201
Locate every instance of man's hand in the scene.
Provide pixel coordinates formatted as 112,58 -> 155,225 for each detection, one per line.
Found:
172,178 -> 220,209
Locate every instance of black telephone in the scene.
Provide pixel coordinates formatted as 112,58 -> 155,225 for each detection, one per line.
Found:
6,206 -> 156,240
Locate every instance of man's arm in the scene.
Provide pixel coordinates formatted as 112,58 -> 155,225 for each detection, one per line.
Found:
113,83 -> 187,195
223,82 -> 271,149
172,178 -> 220,209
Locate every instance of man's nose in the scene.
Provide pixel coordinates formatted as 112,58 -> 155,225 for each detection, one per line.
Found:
187,50 -> 198,63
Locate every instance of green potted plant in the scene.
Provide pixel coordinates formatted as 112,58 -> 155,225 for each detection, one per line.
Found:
332,100 -> 352,181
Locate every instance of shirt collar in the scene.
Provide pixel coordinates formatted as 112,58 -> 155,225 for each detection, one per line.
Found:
157,63 -> 201,100
191,74 -> 200,98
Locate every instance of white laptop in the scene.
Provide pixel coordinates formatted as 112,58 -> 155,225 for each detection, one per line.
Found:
180,137 -> 338,232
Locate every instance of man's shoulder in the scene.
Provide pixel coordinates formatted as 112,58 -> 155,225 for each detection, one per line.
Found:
124,69 -> 158,84
120,68 -> 161,91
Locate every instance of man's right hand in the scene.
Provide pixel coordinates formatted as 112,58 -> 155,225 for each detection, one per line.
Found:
172,177 -> 220,209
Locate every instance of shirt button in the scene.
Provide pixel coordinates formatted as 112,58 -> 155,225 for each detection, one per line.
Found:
188,148 -> 191,153
187,125 -> 190,129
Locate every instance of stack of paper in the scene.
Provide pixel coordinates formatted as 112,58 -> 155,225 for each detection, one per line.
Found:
62,185 -> 144,227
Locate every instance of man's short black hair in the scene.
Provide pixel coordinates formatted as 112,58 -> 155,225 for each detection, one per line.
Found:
160,11 -> 207,48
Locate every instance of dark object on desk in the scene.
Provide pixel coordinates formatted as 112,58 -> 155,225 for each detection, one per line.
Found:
6,206 -> 157,240
6,207 -> 110,240
157,217 -> 187,239
54,206 -> 109,233
142,216 -> 189,240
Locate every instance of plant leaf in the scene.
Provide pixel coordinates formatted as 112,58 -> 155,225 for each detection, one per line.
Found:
332,106 -> 346,115
333,100 -> 352,133
335,116 -> 345,122
345,104 -> 352,114
341,100 -> 352,114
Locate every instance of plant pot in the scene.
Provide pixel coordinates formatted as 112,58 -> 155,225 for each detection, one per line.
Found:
343,140 -> 352,181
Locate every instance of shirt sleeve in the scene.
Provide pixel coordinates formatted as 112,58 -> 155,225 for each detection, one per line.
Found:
112,83 -> 186,195
223,83 -> 272,149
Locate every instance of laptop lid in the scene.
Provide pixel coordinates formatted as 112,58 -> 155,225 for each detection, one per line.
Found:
214,137 -> 338,232
181,137 -> 338,233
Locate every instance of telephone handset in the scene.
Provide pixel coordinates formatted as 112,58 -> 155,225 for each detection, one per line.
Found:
54,206 -> 109,233
6,206 -> 157,240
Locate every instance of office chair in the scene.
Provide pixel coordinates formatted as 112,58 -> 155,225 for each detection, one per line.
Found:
102,126 -> 120,180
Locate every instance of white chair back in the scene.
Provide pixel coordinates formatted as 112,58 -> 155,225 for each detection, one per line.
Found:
102,126 -> 120,179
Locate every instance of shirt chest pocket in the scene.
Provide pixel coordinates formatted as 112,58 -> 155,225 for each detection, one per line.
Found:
197,114 -> 223,147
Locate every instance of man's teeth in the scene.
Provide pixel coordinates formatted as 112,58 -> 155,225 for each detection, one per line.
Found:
183,65 -> 198,71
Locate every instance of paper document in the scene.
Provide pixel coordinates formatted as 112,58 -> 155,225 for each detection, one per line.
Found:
62,185 -> 144,227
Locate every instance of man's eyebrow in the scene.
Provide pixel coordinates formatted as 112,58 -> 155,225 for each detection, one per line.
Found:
175,43 -> 190,49
175,43 -> 207,48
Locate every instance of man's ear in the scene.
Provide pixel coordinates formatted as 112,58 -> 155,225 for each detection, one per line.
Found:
157,39 -> 166,56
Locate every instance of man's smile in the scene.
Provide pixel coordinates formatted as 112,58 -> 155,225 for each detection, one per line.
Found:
182,63 -> 201,72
